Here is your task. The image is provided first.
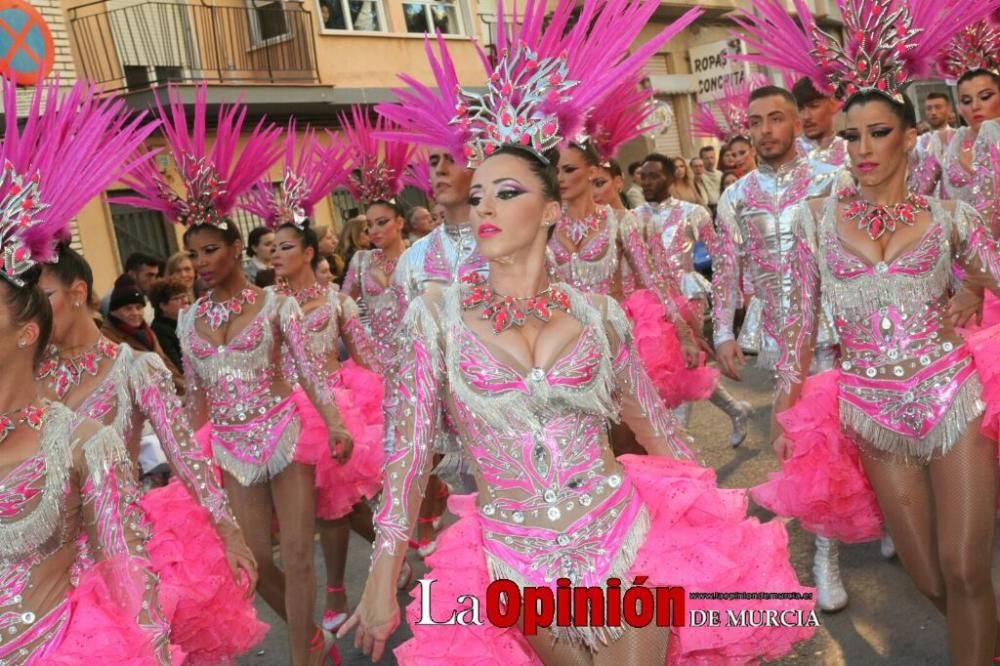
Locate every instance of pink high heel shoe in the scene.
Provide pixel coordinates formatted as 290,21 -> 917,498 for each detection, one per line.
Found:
309,627 -> 341,665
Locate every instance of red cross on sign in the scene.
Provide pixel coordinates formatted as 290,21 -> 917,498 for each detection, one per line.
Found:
0,0 -> 54,85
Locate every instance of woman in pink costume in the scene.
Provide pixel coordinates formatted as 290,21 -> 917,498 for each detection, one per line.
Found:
750,0 -> 1000,661
242,123 -> 386,634
121,86 -> 353,666
338,107 -> 454,558
34,93 -> 264,666
933,23 -> 1000,327
338,106 -> 414,377
339,2 -> 816,663
0,78 -> 171,665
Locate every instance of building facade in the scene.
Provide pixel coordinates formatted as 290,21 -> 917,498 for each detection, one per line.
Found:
15,0 -> 843,292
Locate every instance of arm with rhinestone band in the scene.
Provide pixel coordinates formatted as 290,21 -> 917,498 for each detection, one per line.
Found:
277,294 -> 354,462
338,294 -> 442,658
619,208 -> 700,363
770,202 -> 822,459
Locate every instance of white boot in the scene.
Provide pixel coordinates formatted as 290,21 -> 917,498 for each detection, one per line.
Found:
880,532 -> 896,559
709,388 -> 752,447
671,402 -> 694,428
813,536 -> 848,612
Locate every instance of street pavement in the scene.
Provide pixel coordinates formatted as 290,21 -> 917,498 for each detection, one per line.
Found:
237,363 -> 996,665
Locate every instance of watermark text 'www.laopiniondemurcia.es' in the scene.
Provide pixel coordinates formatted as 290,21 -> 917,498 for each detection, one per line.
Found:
415,577 -> 820,635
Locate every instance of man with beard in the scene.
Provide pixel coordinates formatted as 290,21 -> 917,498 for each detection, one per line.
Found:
911,92 -> 957,195
712,85 -> 860,614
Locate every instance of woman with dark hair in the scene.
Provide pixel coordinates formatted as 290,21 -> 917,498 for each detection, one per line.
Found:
0,78 -> 173,664
244,225 -> 276,284
737,0 -> 1000,661
101,275 -> 184,391
592,159 -> 628,211
340,2 -> 816,663
243,126 -> 391,636
148,276 -> 189,374
118,88 -> 350,665
725,137 -> 756,177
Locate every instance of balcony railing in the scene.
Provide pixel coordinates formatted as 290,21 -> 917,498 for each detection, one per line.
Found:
69,1 -> 319,91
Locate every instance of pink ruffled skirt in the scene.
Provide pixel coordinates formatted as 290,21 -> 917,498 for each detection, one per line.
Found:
963,322 -> 1000,443
294,381 -> 385,521
141,480 -> 269,664
750,371 -> 884,543
27,558 -> 175,665
622,290 -> 719,408
396,455 -> 815,665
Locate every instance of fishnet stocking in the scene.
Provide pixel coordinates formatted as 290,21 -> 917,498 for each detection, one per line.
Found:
860,417 -> 998,665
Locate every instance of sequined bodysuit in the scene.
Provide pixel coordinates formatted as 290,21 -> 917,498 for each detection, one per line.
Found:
546,205 -> 637,299
342,250 -> 408,373
779,197 -> 1000,461
393,223 -> 488,303
0,404 -> 168,664
179,289 -> 335,485
371,284 -> 694,646
796,135 -> 848,169
713,156 -> 846,368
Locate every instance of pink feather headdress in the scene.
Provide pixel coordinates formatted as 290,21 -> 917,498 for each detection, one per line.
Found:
115,84 -> 282,228
240,121 -> 350,230
936,21 -> 1000,81
375,33 -> 491,162
690,74 -> 769,144
453,0 -> 702,165
403,153 -> 434,201
0,78 -> 157,286
731,0 -> 997,103
583,75 -> 656,165
334,105 -> 415,205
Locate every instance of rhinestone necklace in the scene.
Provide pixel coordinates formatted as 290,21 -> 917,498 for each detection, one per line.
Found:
195,288 -> 257,330
0,403 -> 44,444
370,249 -> 399,277
37,337 -> 118,399
275,278 -> 325,306
840,186 -> 930,241
557,206 -> 607,246
460,274 -> 571,335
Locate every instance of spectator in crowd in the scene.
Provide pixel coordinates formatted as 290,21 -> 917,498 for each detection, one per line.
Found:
99,251 -> 160,321
691,157 -> 719,209
243,226 -> 275,284
147,276 -> 189,374
165,251 -> 196,297
337,214 -> 370,286
316,257 -> 334,287
101,276 -> 183,393
671,155 -> 705,205
700,145 -> 720,178
719,145 -> 736,171
431,202 -> 448,228
725,137 -> 756,176
624,160 -> 646,208
314,225 -> 346,281
406,205 -> 438,240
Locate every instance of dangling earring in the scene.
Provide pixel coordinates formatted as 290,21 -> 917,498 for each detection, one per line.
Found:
16,339 -> 27,349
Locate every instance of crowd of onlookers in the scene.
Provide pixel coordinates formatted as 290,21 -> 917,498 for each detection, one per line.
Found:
98,204 -> 448,387
624,143 -> 757,216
